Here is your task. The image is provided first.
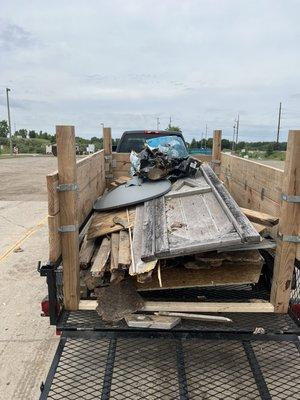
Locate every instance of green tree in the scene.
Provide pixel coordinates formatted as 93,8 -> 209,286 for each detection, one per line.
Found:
166,125 -> 182,132
0,120 -> 9,138
265,143 -> 275,157
15,129 -> 28,138
190,138 -> 197,148
28,130 -> 37,138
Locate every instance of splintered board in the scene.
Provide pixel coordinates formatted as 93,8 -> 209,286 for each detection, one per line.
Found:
141,164 -> 260,261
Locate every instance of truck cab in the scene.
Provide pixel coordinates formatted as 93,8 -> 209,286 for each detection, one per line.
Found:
116,130 -> 187,153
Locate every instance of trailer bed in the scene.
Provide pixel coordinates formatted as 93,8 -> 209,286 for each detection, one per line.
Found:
40,327 -> 300,400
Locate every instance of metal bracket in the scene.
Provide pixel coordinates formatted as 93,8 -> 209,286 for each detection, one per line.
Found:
281,194 -> 300,203
105,174 -> 114,179
211,159 -> 221,165
58,225 -> 77,233
104,155 -> 112,161
261,188 -> 265,201
278,233 -> 300,243
57,183 -> 78,192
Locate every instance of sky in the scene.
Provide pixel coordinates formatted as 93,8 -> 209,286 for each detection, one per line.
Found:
0,0 -> 299,142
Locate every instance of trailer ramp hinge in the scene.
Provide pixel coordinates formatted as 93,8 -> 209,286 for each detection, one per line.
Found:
57,183 -> 78,192
281,194 -> 300,203
278,233 -> 300,243
58,225 -> 77,233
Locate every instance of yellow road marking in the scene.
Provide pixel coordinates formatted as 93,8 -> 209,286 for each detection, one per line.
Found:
0,216 -> 48,263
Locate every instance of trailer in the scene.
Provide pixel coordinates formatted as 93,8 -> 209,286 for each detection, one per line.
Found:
39,126 -> 300,399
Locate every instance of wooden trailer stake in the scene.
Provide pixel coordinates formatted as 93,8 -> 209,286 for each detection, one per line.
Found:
212,129 -> 222,175
56,125 -> 80,310
271,130 -> 300,313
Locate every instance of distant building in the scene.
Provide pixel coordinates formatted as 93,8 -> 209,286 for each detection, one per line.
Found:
45,144 -> 53,154
87,144 -> 95,154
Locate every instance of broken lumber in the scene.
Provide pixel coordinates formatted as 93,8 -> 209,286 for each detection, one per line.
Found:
79,235 -> 96,269
87,208 -> 135,239
130,204 -> 157,276
95,280 -> 144,322
118,230 -> 131,268
90,237 -> 111,277
241,207 -> 279,227
125,314 -> 180,329
110,232 -> 119,271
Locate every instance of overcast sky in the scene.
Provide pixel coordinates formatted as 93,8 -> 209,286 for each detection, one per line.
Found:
0,0 -> 299,142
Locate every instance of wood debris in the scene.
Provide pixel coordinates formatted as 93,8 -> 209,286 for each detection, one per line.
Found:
77,165 -> 276,326
125,314 -> 180,329
95,279 -> 144,322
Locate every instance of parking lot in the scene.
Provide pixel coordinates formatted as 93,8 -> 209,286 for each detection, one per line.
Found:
0,156 -> 59,400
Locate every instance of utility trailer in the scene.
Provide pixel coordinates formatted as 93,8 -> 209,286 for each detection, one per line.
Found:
39,126 -> 300,399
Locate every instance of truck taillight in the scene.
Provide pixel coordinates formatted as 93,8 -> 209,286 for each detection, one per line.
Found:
41,295 -> 50,317
291,304 -> 300,319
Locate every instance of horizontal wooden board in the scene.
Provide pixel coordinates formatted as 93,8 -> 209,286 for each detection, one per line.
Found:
78,300 -> 275,313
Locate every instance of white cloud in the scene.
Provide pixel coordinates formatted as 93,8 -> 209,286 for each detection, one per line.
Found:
0,0 -> 299,140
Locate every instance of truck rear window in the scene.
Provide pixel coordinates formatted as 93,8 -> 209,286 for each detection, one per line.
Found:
117,137 -> 147,153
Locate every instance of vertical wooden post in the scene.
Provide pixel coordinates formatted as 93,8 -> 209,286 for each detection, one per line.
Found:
103,127 -> 112,185
271,130 -> 300,313
212,130 -> 222,175
56,125 -> 80,310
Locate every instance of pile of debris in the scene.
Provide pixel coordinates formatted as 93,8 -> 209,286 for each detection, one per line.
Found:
78,161 -> 278,328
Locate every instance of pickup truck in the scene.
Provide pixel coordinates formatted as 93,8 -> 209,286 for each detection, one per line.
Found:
115,130 -> 187,153
39,127 -> 300,400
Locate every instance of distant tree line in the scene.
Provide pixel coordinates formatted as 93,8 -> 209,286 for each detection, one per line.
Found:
188,137 -> 287,152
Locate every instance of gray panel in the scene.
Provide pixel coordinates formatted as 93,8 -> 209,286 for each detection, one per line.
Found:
93,177 -> 171,211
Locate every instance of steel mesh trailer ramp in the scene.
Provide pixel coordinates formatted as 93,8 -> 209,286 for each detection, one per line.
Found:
40,331 -> 300,400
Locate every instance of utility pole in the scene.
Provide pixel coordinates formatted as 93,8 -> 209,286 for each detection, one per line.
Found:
6,88 -> 12,156
232,123 -> 236,152
276,102 -> 282,148
204,124 -> 208,149
157,117 -> 160,130
235,114 -> 239,146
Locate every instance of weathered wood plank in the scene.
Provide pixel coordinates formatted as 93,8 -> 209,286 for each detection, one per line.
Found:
201,163 -> 260,243
110,232 -> 119,271
79,235 -> 96,269
241,207 -> 279,227
141,200 -> 156,260
87,208 -> 135,239
271,130 -> 300,313
165,186 -> 211,199
56,125 -> 80,310
130,205 -> 157,276
143,301 -> 274,313
118,230 -> 131,268
154,197 -> 169,255
90,237 -> 110,277
78,300 -> 275,313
